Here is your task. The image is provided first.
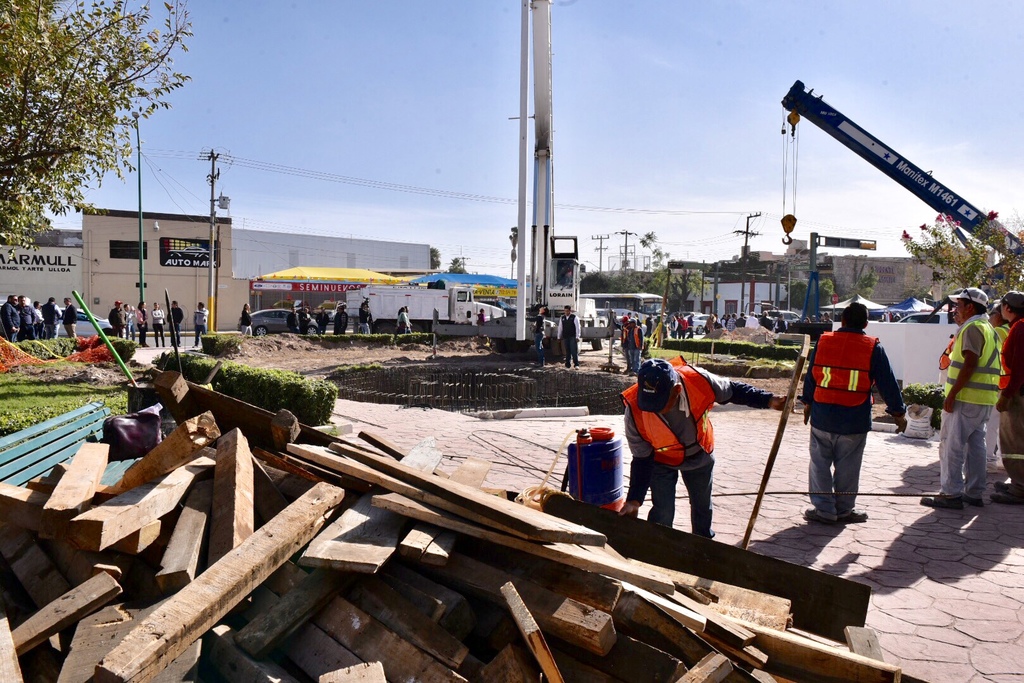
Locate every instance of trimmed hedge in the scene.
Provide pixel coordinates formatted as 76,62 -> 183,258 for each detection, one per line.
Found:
662,338 -> 800,361
14,337 -> 136,363
903,382 -> 944,429
160,353 -> 337,426
199,334 -> 244,356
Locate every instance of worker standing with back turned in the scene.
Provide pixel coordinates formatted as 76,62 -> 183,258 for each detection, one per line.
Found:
801,302 -> 907,524
619,357 -> 785,538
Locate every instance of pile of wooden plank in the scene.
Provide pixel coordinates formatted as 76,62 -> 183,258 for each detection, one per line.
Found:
0,371 -> 905,683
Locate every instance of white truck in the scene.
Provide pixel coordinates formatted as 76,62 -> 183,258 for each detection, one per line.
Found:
346,285 -> 505,334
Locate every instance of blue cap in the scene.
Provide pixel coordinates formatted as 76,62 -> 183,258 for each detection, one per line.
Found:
636,359 -> 677,412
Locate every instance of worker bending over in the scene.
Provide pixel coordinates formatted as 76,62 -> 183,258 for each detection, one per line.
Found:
619,358 -> 785,538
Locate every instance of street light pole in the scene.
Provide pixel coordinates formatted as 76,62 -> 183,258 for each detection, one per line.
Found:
132,111 -> 145,306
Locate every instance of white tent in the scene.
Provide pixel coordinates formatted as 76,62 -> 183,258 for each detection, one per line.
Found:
830,294 -> 887,310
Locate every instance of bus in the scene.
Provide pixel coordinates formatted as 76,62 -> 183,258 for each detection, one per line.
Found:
579,293 -> 663,323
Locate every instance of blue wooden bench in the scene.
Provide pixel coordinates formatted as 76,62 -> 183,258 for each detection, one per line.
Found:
0,401 -> 119,487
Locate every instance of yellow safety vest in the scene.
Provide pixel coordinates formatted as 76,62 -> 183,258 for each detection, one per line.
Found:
945,318 -> 1001,405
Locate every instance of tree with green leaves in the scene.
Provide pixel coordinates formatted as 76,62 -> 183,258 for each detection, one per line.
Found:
1,0 -> 191,249
902,212 -> 1024,294
448,257 -> 467,274
852,270 -> 879,300
639,231 -> 668,271
429,246 -> 441,270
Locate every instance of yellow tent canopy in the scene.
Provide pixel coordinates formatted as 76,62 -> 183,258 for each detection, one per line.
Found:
258,267 -> 407,284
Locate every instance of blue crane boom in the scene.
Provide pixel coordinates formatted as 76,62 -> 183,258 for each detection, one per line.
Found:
782,80 -> 1021,254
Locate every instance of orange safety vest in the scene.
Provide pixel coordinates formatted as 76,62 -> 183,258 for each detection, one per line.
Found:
621,325 -> 643,348
812,331 -> 878,407
621,356 -> 716,467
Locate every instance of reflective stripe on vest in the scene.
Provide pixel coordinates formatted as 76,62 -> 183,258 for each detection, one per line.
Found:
621,356 -> 715,467
945,318 -> 1001,405
812,331 -> 877,407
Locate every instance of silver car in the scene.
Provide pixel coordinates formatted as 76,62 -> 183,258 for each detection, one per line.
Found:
250,309 -> 294,336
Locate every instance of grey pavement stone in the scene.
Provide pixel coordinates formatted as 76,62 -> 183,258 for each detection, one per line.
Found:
332,397 -> 1024,683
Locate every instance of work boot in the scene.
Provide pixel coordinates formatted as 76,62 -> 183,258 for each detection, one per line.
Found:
803,508 -> 836,525
991,492 -> 1024,505
994,481 -> 1012,494
920,496 -> 964,510
838,510 -> 869,524
962,495 -> 984,507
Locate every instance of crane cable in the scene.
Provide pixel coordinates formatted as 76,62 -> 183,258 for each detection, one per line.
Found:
780,112 -> 800,244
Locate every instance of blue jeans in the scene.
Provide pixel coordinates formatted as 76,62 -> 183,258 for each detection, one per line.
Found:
940,401 -> 990,499
649,461 -> 715,538
194,324 -> 206,346
809,427 -> 868,520
535,332 -> 545,366
563,337 -> 579,368
626,348 -> 641,373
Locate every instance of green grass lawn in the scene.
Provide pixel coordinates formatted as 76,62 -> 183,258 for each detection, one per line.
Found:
0,374 -> 128,437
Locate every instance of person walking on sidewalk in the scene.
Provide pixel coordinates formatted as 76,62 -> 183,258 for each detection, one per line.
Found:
61,297 -> 77,339
993,291 -> 1024,505
619,357 -> 786,537
136,302 -> 149,347
921,288 -> 1002,510
621,316 -> 643,375
557,305 -> 581,368
801,303 -> 907,525
170,301 -> 184,347
533,305 -> 547,367
333,303 -> 349,335
193,302 -> 209,347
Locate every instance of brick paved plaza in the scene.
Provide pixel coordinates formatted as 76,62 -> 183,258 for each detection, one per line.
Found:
331,396 -> 1024,683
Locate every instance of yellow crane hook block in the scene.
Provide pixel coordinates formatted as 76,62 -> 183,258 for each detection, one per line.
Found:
781,214 -> 797,244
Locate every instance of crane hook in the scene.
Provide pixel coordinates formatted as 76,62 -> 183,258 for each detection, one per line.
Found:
781,214 -> 797,245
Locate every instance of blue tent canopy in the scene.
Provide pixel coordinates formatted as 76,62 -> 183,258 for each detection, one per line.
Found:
408,273 -> 518,288
884,297 -> 934,313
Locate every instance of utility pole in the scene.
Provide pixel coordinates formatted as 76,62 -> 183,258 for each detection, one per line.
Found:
616,230 -> 636,271
734,212 -> 761,314
205,150 -> 219,332
592,234 -> 610,272
713,261 -> 720,317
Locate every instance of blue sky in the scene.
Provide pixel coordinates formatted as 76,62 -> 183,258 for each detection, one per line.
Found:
65,1 -> 1024,276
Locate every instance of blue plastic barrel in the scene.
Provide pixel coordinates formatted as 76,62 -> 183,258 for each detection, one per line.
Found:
567,433 -> 624,511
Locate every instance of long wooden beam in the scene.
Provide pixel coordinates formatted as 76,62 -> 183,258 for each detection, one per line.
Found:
40,443 -> 108,539
94,482 -> 344,683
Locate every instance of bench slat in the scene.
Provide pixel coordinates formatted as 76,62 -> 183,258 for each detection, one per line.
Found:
0,414 -> 110,486
0,402 -> 106,450
100,460 -> 139,487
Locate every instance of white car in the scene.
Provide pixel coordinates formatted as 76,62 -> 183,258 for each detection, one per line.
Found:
895,312 -> 954,324
56,311 -> 114,338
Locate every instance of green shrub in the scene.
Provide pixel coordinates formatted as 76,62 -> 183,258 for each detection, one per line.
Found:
159,353 -> 337,426
200,333 -> 243,356
902,382 -> 944,429
662,338 -> 800,361
107,337 -> 137,363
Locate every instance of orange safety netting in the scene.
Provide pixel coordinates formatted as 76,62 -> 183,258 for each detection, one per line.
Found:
0,336 -> 115,373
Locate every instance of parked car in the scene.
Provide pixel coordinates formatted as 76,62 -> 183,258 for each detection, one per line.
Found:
56,312 -> 113,338
895,312 -> 954,324
691,314 -> 710,334
250,309 -> 293,336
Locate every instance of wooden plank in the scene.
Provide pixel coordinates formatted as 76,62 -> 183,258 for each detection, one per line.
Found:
420,551 -> 616,656
110,518 -> 164,555
299,439 -> 442,573
679,653 -> 735,683
313,596 -> 466,683
68,462 -> 212,552
541,494 -> 870,642
399,524 -> 437,561
204,624 -> 302,683
283,623 -> 362,681
251,457 -> 289,525
57,603 -> 136,683
470,644 -> 538,683
41,538 -> 129,587
399,457 -> 490,563
422,531 -> 457,566
378,571 -> 445,622
628,558 -> 792,631
155,480 -> 214,594
11,572 -> 122,655
152,371 -> 202,426
0,597 -> 23,683
0,482 -> 49,533
252,446 -> 323,483
0,524 -> 70,608
500,582 -> 563,683
114,413 -> 219,494
356,431 -> 408,460
549,649 -> 618,683
347,576 -> 470,669
382,562 -> 476,639
297,443 -> 605,546
373,492 -> 675,593
844,626 -> 885,662
39,442 -> 108,539
319,661 -> 386,683
207,429 -> 255,564
461,538 -> 622,613
661,588 -> 757,649
94,483 -> 345,683
235,568 -> 353,659
556,632 -> 687,683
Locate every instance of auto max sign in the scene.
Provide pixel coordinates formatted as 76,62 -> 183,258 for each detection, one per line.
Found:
251,281 -> 366,293
159,237 -> 219,268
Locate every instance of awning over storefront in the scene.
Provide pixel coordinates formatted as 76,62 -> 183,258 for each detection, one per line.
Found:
258,267 -> 406,283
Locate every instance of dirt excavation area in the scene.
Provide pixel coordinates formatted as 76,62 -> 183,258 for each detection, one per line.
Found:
221,335 -> 795,397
